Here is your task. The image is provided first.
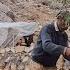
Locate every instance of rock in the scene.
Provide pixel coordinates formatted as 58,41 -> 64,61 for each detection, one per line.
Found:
50,2 -> 63,10
5,57 -> 11,63
21,55 -> 25,61
0,2 -> 12,22
10,47 -> 15,53
11,63 -> 16,70
10,0 -> 15,3
6,11 -> 16,22
4,64 -> 11,70
56,55 -> 64,70
24,47 -> 30,53
22,56 -> 29,63
0,48 -> 5,53
41,0 -> 51,6
0,2 -> 11,13
15,46 -> 25,53
17,63 -> 24,70
0,62 -> 5,70
5,48 -> 11,52
0,69 -> 3,70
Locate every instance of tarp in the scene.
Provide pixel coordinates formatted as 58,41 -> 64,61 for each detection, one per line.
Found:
0,22 -> 38,46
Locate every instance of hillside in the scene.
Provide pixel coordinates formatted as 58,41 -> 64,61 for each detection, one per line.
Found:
0,0 -> 70,70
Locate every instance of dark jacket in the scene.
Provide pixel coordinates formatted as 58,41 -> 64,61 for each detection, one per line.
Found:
31,23 -> 68,67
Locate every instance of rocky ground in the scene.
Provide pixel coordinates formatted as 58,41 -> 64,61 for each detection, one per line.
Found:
0,0 -> 70,70
0,0 -> 57,23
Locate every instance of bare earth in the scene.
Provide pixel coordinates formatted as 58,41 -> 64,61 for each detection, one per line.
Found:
0,0 -> 70,70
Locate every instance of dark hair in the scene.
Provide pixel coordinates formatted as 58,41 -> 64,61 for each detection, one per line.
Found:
56,10 -> 70,25
56,10 -> 69,19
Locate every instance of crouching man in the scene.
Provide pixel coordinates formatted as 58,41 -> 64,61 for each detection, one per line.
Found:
24,10 -> 70,70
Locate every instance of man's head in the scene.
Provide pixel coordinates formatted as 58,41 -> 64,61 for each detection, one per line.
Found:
56,10 -> 70,31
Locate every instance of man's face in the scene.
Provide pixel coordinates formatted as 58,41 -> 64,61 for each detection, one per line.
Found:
57,18 -> 69,31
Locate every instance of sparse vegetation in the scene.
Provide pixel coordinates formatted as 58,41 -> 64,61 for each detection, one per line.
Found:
0,0 -> 70,70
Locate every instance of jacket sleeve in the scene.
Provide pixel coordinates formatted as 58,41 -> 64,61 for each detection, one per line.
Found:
40,26 -> 65,55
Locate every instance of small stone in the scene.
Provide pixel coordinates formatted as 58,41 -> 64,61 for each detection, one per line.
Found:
4,64 -> 11,70
10,47 -> 15,53
22,56 -> 29,63
17,63 -> 24,70
15,46 -> 25,53
5,48 -> 11,52
1,54 -> 4,57
0,48 -> 5,53
11,63 -> 16,70
0,63 -> 5,70
0,69 -> 3,70
5,57 -> 11,63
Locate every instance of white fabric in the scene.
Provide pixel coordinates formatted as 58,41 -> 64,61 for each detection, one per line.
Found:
0,22 -> 38,46
0,21 -> 38,35
0,28 -> 8,46
54,21 -> 59,31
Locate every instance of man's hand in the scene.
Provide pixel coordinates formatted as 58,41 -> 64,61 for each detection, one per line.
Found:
65,48 -> 70,56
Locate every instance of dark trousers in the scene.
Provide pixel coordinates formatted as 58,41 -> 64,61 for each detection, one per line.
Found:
24,34 -> 34,47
